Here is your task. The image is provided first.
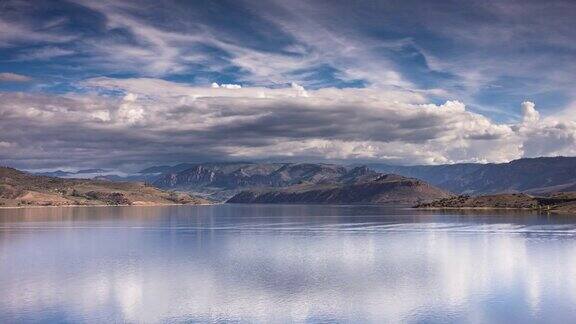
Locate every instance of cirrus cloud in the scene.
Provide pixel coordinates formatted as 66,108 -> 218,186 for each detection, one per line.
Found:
0,72 -> 32,82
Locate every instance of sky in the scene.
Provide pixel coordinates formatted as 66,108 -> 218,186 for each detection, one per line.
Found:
1,0 -> 576,171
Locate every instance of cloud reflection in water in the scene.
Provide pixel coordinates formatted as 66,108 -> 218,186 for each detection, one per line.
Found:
1,205 -> 576,322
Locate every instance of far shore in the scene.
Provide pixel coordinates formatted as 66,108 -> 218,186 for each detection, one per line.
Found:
2,202 -> 575,215
0,202 -> 216,210
414,206 -> 575,214
415,206 -> 538,210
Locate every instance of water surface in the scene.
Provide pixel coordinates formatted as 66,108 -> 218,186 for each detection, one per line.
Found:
1,204 -> 576,323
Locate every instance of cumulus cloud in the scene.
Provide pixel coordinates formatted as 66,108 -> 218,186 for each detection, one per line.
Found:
0,72 -> 32,82
211,83 -> 242,89
116,93 -> 144,124
521,101 -> 540,124
0,77 -> 575,170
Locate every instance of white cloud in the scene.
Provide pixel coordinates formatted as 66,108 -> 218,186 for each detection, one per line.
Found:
291,82 -> 308,97
116,93 -> 144,124
67,0 -> 212,76
60,0 -> 418,90
215,83 -> 242,89
15,46 -> 76,61
0,17 -> 75,47
0,72 -> 32,82
236,0 -> 415,88
521,101 -> 540,124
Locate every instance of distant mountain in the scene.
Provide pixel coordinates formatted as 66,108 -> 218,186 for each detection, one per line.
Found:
75,168 -> 107,174
0,167 -> 209,207
369,157 -> 576,195
145,162 -> 452,203
33,156 -> 576,203
151,162 -> 357,200
20,162 -> 452,205
228,172 -> 451,205
35,168 -> 114,179
35,170 -> 72,177
138,165 -> 172,174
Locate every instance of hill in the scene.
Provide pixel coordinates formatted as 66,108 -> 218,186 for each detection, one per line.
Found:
416,192 -> 576,213
0,167 -> 210,207
227,173 -> 451,205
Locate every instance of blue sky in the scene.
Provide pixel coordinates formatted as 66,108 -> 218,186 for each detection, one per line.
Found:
1,0 -> 576,170
3,0 -> 575,119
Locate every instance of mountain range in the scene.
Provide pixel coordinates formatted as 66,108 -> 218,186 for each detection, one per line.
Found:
141,156 -> 576,197
108,162 -> 451,204
27,156 -> 576,206
36,168 -> 120,179
368,156 -> 576,195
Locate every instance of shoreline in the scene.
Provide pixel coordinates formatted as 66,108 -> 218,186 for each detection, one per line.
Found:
1,203 -> 573,214
414,206 -> 539,211
0,202 -> 216,210
414,206 -> 576,214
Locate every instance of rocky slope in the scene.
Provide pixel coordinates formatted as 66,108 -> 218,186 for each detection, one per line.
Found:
0,167 -> 210,207
371,156 -> 576,195
36,162 -> 448,203
62,156 -> 576,200
42,157 -> 576,198
150,162 -> 366,200
416,192 -> 576,213
227,173 -> 452,205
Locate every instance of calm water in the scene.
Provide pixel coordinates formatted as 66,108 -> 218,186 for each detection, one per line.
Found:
2,205 -> 576,323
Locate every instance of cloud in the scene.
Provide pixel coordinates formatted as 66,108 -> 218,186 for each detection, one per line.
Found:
1,0 -> 576,125
14,46 -> 76,61
212,83 -> 242,89
0,73 -> 32,82
116,93 -> 144,124
43,0 -> 416,90
2,0 -> 576,173
234,0 -> 415,88
386,0 -> 576,115
0,16 -> 75,48
521,101 -> 540,124
3,77 -> 573,170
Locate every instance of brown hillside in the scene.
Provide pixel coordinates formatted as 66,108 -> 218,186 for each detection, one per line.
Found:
0,167 -> 210,207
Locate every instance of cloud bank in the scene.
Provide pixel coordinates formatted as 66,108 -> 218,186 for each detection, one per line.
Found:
1,78 -> 575,170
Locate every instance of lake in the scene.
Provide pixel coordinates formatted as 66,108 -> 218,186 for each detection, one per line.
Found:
1,204 -> 576,323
